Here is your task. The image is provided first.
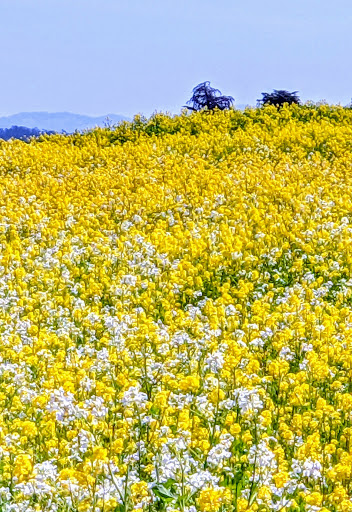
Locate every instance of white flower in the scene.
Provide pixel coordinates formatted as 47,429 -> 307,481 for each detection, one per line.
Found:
86,312 -> 100,325
302,458 -> 322,480
248,440 -> 276,468
207,434 -> 233,466
74,298 -> 85,309
84,396 -> 108,419
250,337 -> 265,348
205,351 -> 225,373
279,346 -> 294,361
47,388 -> 85,424
187,471 -> 219,492
122,386 -> 148,409
121,274 -> 137,286
152,441 -> 193,483
121,220 -> 133,231
207,443 -> 231,466
234,387 -> 264,414
225,304 -> 238,316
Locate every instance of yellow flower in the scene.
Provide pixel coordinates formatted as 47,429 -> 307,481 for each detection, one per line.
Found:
229,423 -> 241,435
131,481 -> 151,506
273,471 -> 289,488
20,420 -> 38,438
257,485 -> 271,502
198,487 -> 232,512
305,492 -> 322,507
1,105 -> 352,509
92,446 -> 108,462
178,375 -> 200,393
13,454 -> 33,482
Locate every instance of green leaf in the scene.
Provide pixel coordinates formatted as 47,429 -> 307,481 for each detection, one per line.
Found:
152,483 -> 176,502
248,487 -> 258,507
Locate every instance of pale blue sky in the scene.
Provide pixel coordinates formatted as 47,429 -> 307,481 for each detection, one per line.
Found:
1,0 -> 352,118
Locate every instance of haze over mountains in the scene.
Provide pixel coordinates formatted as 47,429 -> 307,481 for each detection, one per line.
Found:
0,107 -> 251,138
0,112 -> 131,134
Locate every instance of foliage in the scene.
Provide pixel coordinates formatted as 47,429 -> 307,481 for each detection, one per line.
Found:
258,89 -> 300,107
185,81 -> 234,111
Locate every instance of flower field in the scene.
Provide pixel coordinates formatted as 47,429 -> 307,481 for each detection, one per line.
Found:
2,105 -> 352,511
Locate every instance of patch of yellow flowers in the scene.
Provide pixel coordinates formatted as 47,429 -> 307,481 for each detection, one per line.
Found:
0,104 -> 352,511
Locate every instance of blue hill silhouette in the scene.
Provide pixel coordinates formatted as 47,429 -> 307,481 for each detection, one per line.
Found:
0,112 -> 130,134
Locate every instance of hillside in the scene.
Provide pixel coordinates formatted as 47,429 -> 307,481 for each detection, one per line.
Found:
0,111 -> 130,133
0,105 -> 352,511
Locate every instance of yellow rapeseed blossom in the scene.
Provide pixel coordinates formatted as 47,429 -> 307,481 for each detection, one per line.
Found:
1,105 -> 352,510
198,486 -> 232,512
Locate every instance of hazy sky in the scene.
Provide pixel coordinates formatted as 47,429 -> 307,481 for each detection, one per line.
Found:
1,0 -> 352,118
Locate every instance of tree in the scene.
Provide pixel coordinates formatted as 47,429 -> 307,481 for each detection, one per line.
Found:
258,90 -> 300,107
184,81 -> 234,111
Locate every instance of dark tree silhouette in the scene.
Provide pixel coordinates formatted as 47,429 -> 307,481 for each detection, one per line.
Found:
184,82 -> 234,111
258,90 -> 300,107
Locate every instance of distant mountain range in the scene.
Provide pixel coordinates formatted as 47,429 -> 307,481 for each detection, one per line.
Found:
0,108 -> 252,138
0,112 -> 131,134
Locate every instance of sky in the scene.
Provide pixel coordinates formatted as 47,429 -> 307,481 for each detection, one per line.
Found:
1,0 -> 352,118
